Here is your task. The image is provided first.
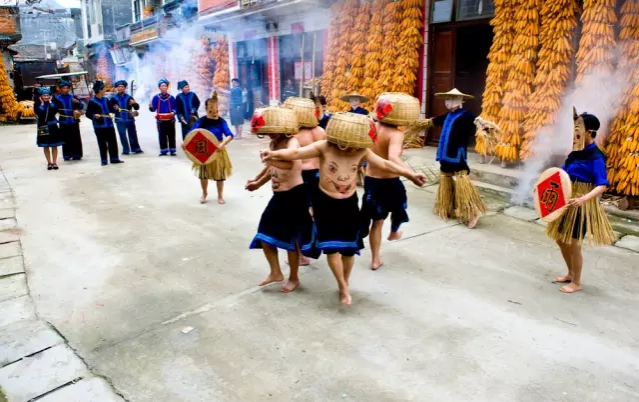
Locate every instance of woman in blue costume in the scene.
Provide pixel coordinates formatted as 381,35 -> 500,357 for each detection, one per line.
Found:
85,81 -> 124,166
35,87 -> 64,170
431,88 -> 487,229
53,80 -> 84,161
185,92 -> 233,204
149,78 -> 178,156
547,111 -> 615,294
176,80 -> 201,140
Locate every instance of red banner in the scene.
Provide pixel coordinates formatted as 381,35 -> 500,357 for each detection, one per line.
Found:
536,171 -> 567,218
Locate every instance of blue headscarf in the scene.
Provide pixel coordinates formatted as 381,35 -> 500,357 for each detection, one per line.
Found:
38,87 -> 51,95
158,78 -> 169,87
114,80 -> 128,88
178,80 -> 188,90
92,80 -> 105,93
58,80 -> 71,88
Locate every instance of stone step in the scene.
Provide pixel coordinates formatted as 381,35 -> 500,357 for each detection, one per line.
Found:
469,162 -> 522,190
471,180 -> 515,202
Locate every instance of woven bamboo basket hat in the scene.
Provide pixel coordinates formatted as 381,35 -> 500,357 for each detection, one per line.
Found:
326,112 -> 376,149
374,92 -> 421,126
283,97 -> 318,128
251,107 -> 299,135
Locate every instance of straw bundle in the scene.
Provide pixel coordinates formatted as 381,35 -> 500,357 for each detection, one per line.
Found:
251,107 -> 299,135
192,148 -> 233,181
546,182 -> 615,246
454,172 -> 487,223
283,97 -> 318,128
474,117 -> 502,157
326,112 -> 376,149
434,173 -> 455,219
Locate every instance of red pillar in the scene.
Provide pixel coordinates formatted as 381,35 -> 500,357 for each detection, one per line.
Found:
267,35 -> 280,102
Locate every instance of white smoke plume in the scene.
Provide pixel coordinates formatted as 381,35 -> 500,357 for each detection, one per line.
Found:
512,47 -> 630,205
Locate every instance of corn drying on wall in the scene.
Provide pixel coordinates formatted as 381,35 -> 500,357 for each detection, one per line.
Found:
495,0 -> 542,162
576,0 -> 618,82
377,0 -> 400,94
519,0 -> 579,160
347,1 -> 370,93
360,0 -> 385,108
213,35 -> 230,116
0,52 -> 24,120
605,0 -> 639,196
321,2 -> 341,108
477,0 -> 516,156
394,0 -> 423,95
329,0 -> 358,111
193,38 -> 214,99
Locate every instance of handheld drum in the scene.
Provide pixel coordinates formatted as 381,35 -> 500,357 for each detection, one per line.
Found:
533,167 -> 572,222
183,128 -> 221,165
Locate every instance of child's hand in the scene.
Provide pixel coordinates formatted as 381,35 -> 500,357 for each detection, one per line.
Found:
260,149 -> 273,161
181,143 -> 186,150
411,173 -> 428,187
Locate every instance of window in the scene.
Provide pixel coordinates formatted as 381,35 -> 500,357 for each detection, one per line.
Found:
90,0 -> 96,24
457,0 -> 495,21
431,0 -> 453,23
134,0 -> 141,22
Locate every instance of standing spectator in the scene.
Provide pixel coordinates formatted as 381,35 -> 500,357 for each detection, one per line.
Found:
229,78 -> 244,139
281,78 -> 297,102
244,81 -> 255,120
318,96 -> 332,130
35,87 -> 64,170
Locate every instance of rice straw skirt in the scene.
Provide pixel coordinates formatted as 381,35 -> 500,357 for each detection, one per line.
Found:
433,170 -> 486,222
546,181 -> 615,246
191,147 -> 232,181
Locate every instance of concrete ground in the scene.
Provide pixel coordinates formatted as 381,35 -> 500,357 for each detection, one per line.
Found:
1,111 -> 638,402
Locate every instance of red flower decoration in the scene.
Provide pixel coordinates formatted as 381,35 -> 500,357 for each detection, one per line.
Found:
315,106 -> 320,119
368,120 -> 378,143
375,98 -> 393,120
251,114 -> 265,133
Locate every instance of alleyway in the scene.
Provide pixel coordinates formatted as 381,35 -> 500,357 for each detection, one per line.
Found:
0,113 -> 638,402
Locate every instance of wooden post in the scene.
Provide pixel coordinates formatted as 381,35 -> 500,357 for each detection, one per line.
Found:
311,32 -> 316,94
299,33 -> 305,97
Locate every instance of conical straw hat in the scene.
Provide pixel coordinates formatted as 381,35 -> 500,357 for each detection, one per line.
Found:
283,97 -> 319,128
434,88 -> 474,100
339,92 -> 370,103
326,112 -> 377,149
374,92 -> 421,126
251,107 -> 299,135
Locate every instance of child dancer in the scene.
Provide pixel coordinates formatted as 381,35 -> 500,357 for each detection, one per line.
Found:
261,112 -> 427,305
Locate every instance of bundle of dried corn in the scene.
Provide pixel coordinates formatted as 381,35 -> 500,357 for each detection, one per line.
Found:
0,53 -> 22,120
347,1 -> 370,94
519,0 -> 579,160
191,38 -> 214,99
495,0 -> 542,163
376,0 -> 399,95
360,0 -> 385,108
477,0 -> 516,156
213,35 -> 230,116
604,0 -> 639,195
329,0 -> 358,111
321,2 -> 342,107
576,0 -> 617,82
95,50 -> 113,92
393,0 -> 423,95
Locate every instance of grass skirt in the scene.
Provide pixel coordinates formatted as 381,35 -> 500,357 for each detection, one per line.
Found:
546,182 -> 615,246
191,148 -> 232,181
434,171 -> 486,222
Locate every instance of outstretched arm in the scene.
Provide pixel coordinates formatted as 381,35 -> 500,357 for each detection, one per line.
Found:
261,140 -> 324,162
364,149 -> 427,187
246,166 -> 271,191
387,133 -> 409,169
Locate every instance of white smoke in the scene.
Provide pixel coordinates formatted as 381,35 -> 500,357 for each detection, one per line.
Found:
512,49 -> 629,205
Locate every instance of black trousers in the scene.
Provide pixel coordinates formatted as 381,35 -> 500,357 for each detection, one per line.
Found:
158,121 -> 176,154
95,127 -> 120,163
60,123 -> 83,160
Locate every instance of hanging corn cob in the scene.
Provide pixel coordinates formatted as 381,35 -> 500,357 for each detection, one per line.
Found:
321,2 -> 342,107
360,0 -> 385,108
192,37 -> 214,99
519,0 -> 579,160
0,52 -> 23,120
95,49 -> 113,92
213,35 -> 230,116
377,0 -> 399,95
477,0 -> 516,156
604,0 -> 639,196
495,0 -> 542,163
329,0 -> 357,111
393,0 -> 423,95
575,0 -> 617,83
347,1 -> 370,94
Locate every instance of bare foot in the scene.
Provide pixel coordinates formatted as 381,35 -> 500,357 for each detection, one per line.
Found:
560,283 -> 581,293
339,288 -> 352,305
281,279 -> 300,293
370,259 -> 384,270
286,256 -> 310,266
554,275 -> 572,283
200,193 -> 208,204
388,231 -> 403,241
218,198 -> 226,205
259,273 -> 284,286
467,216 -> 479,229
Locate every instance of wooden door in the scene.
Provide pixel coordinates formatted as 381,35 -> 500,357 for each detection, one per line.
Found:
428,28 -> 455,145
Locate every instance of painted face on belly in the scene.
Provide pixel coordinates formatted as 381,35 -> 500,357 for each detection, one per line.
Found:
327,161 -> 358,194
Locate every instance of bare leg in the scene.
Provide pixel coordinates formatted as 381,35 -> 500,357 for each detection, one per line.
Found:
259,242 -> 284,286
560,242 -> 583,293
554,240 -> 573,283
200,179 -> 208,203
342,255 -> 355,285
286,243 -> 310,266
282,249 -> 300,293
43,147 -> 52,164
51,147 -> 58,165
326,253 -> 351,305
217,181 -> 225,204
235,125 -> 242,138
369,220 -> 384,270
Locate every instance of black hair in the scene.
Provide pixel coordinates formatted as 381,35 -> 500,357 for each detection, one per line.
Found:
231,78 -> 240,84
318,96 -> 327,106
580,112 -> 600,138
205,98 -> 217,108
